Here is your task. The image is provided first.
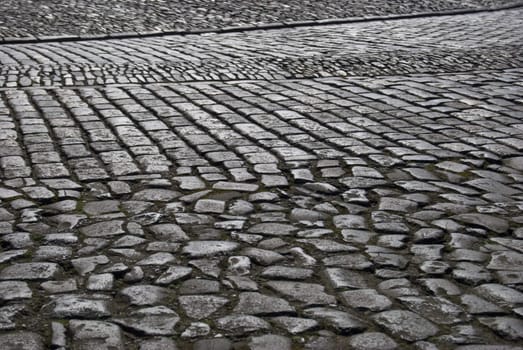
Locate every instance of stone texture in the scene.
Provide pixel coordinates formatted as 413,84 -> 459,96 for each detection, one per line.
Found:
0,13 -> 522,349
0,331 -> 44,350
372,310 -> 439,341
50,294 -> 111,318
69,320 -> 124,350
182,241 -> 239,257
112,306 -> 180,335
0,263 -> 60,280
234,292 -> 295,315
479,317 -> 523,340
79,220 -> 125,237
303,307 -> 367,334
216,315 -> 271,335
248,334 -> 292,350
349,332 -> 398,350
179,295 -> 229,319
266,281 -> 336,305
398,296 -> 468,324
340,289 -> 392,311
271,316 -> 319,334
248,223 -> 297,236
120,285 -> 170,305
0,281 -> 32,301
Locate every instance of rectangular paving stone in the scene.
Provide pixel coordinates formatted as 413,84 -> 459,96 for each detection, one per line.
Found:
213,182 -> 259,192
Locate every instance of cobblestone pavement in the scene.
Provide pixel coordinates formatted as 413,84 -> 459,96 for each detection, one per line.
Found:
0,6 -> 523,350
0,8 -> 522,89
0,0 -> 517,39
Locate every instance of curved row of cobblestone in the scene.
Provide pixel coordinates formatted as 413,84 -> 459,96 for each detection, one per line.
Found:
0,0 -> 519,40
0,69 -> 522,348
1,46 -> 521,88
0,8 -> 521,88
0,5 -> 522,350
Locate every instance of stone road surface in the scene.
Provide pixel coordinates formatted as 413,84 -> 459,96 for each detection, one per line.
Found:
0,5 -> 523,350
0,8 -> 522,88
0,0 -> 517,39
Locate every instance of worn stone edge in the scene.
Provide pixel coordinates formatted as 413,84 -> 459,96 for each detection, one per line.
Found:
1,1 -> 523,45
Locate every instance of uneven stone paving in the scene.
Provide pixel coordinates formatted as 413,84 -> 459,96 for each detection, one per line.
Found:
0,8 -> 522,88
0,0 -> 517,39
0,7 -> 523,350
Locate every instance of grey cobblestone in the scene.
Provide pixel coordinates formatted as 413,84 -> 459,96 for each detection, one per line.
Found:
0,4 -> 522,349
0,9 -> 521,87
3,0 -> 517,40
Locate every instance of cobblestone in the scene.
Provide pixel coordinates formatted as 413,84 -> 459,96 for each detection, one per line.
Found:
0,9 -> 522,88
0,3 -> 522,349
0,0 -> 516,40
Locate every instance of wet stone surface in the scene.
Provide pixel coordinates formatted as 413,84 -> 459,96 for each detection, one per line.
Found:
0,3 -> 522,349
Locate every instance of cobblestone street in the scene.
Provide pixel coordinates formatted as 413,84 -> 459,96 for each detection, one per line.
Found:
0,2 -> 522,349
